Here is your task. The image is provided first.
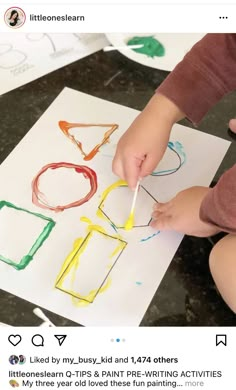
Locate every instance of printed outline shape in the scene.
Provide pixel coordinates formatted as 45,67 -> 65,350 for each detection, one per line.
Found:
151,141 -> 186,176
97,180 -> 158,229
0,200 -> 55,270
55,228 -> 127,303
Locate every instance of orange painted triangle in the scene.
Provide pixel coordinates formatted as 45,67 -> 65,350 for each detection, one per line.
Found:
58,121 -> 118,161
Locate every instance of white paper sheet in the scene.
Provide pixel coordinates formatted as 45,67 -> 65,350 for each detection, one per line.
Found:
0,88 -> 230,325
0,34 -> 108,95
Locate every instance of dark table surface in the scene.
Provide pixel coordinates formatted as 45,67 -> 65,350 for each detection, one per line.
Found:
0,48 -> 235,326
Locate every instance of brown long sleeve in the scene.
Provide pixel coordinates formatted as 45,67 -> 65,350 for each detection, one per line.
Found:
157,34 -> 236,124
157,34 -> 236,233
200,165 -> 236,234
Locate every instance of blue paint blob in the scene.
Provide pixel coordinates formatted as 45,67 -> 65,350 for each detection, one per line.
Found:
140,231 -> 160,242
116,338 -> 120,342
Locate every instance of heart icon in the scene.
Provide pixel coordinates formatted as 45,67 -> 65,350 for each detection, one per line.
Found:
8,334 -> 22,346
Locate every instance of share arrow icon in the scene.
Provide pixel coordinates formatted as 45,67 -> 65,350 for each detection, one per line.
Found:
54,335 -> 67,346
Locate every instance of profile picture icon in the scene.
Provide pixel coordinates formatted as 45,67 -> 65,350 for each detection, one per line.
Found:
19,355 -> 26,364
4,7 -> 26,29
9,380 -> 20,388
9,355 -> 19,365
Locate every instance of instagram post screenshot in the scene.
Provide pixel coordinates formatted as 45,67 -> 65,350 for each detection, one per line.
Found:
0,1 -> 235,388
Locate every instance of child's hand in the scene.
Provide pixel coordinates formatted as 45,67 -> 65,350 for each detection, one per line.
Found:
151,186 -> 220,237
112,94 -> 184,190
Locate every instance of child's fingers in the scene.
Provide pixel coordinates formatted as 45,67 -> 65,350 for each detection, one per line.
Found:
112,155 -> 125,180
153,201 -> 171,212
123,156 -> 142,190
151,210 -> 162,221
112,153 -> 141,190
140,153 -> 158,178
150,214 -> 172,230
151,208 -> 170,221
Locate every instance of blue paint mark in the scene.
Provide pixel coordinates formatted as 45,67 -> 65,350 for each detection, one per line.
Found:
136,281 -> 142,286
152,141 -> 186,176
116,338 -> 120,342
171,141 -> 186,162
140,230 -> 160,242
110,222 -> 118,233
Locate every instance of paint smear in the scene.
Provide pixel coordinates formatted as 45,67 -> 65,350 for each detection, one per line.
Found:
97,179 -> 127,227
32,162 -> 97,212
152,141 -> 186,176
0,200 -> 55,270
140,230 -> 161,242
58,121 -> 118,160
124,212 -> 134,231
97,179 -> 157,230
55,218 -> 127,306
127,36 -> 165,58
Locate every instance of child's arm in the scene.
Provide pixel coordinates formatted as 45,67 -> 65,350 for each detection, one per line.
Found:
113,33 -> 236,234
150,170 -> 236,236
157,33 -> 236,124
151,186 -> 220,237
112,93 -> 184,190
200,165 -> 236,234
113,34 -> 236,189
157,33 -> 236,234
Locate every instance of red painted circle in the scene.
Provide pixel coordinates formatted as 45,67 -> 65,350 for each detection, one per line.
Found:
32,162 -> 97,212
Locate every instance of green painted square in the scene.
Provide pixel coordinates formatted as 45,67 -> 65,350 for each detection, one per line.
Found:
0,200 -> 55,270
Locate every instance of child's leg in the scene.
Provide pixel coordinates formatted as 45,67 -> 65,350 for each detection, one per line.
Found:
209,234 -> 236,313
229,118 -> 236,133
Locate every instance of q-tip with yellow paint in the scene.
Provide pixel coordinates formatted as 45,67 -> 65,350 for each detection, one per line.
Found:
124,180 -> 141,231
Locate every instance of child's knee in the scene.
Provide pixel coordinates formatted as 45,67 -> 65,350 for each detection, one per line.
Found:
209,238 -> 224,273
209,234 -> 236,268
209,234 -> 236,314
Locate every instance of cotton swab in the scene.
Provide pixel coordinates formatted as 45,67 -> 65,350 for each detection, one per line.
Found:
124,180 -> 140,231
33,308 -> 55,327
103,44 -> 143,52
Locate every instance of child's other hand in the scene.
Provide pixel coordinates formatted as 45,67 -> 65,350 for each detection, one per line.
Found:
151,186 -> 220,237
112,94 -> 184,190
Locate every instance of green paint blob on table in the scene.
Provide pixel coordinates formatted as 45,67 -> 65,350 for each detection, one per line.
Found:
127,36 -> 165,58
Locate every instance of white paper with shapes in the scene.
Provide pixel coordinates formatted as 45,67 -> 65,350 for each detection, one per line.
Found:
0,88 -> 230,325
